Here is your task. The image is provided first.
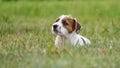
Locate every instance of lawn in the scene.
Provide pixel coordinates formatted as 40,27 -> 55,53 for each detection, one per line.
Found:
0,0 -> 120,68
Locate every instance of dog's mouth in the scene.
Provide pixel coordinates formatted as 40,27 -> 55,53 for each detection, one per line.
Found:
53,29 -> 58,33
53,30 -> 59,34
53,29 -> 61,35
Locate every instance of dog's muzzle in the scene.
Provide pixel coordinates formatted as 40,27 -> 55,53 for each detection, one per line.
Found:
53,24 -> 59,33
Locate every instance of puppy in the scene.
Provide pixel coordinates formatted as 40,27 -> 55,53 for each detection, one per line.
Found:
52,15 -> 91,48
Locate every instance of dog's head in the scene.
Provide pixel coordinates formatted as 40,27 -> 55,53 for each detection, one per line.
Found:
52,15 -> 82,35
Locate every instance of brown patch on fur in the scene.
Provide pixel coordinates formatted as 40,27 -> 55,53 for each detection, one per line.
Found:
62,17 -> 81,33
62,17 -> 76,33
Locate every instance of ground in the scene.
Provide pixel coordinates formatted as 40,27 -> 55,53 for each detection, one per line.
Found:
0,0 -> 120,68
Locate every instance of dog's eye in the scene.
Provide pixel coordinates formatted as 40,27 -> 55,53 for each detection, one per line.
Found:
62,21 -> 68,25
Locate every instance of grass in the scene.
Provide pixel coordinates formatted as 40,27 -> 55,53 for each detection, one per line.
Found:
0,1 -> 120,68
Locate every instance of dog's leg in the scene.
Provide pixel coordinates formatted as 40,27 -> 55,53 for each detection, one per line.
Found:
54,36 -> 61,48
80,35 -> 91,45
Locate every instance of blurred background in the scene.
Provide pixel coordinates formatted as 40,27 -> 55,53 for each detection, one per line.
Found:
0,0 -> 120,68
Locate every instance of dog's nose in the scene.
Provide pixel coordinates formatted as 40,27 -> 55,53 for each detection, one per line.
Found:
53,25 -> 58,29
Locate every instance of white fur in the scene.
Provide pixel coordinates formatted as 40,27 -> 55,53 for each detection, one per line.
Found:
54,32 -> 91,47
52,15 -> 91,47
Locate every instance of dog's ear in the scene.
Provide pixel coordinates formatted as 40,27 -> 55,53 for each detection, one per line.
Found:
73,18 -> 82,33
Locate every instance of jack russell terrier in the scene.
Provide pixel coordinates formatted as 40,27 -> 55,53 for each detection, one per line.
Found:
52,15 -> 91,48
